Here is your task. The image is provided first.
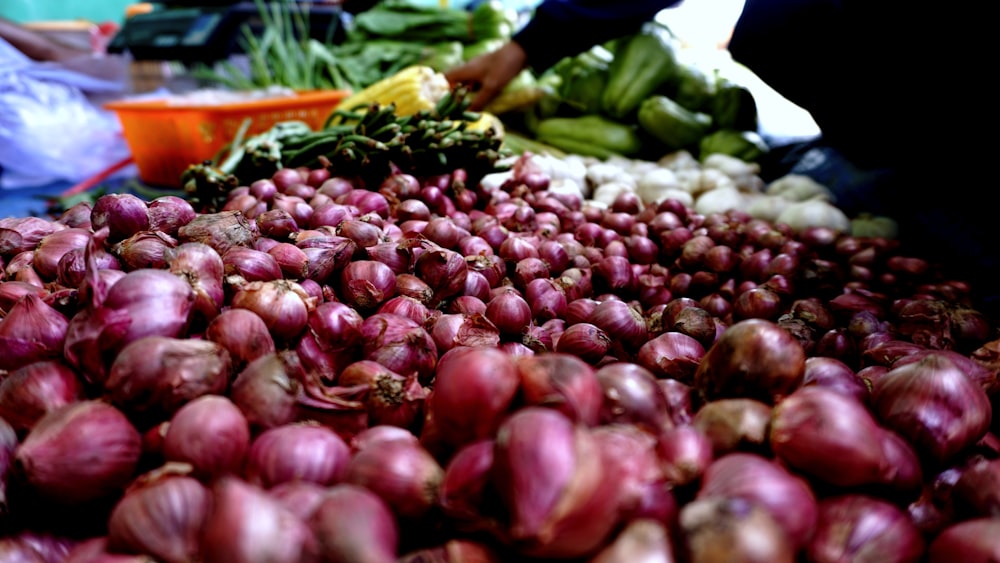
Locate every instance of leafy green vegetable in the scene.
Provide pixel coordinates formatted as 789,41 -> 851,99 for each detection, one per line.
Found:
191,0 -> 351,91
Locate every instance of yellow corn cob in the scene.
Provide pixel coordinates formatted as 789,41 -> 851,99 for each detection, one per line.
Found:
335,66 -> 451,117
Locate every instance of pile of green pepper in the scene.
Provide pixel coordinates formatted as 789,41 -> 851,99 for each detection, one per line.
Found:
521,21 -> 768,163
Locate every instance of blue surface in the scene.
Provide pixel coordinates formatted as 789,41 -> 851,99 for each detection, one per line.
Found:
0,180 -> 75,219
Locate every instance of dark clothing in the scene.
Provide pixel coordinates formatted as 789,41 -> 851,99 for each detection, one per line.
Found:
514,0 -> 999,313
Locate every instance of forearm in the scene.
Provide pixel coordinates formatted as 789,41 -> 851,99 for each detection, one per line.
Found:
0,17 -> 88,61
513,0 -> 681,72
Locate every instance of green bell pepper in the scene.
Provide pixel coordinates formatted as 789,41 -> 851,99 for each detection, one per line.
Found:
712,78 -> 759,131
601,22 -> 679,120
638,95 -> 713,151
535,115 -> 643,158
670,64 -> 717,113
558,48 -> 612,115
699,129 -> 770,162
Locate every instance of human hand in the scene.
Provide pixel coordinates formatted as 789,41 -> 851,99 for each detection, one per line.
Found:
444,41 -> 528,111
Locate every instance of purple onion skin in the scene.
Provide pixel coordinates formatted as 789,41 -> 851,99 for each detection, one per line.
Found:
14,401 -> 142,505
871,353 -> 992,465
808,494 -> 924,563
927,518 -> 1000,563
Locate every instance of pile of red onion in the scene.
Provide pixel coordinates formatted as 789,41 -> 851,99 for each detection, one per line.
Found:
1,154 -> 999,562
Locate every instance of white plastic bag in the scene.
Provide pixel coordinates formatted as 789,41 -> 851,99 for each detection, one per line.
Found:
0,37 -> 133,189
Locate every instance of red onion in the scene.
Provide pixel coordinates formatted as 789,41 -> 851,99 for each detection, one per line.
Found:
366,242 -> 413,275
807,494 -> 924,563
590,424 -> 673,523
692,398 -> 772,456
229,351 -> 307,432
413,245 -> 468,306
64,269 -> 195,382
593,255 -> 636,296
32,228 -> 92,281
952,457 -> 1000,518
90,194 -> 150,242
398,540 -> 503,563
201,477 -> 318,563
360,313 -> 438,384
679,496 -> 796,563
694,319 -> 806,404
337,189 -> 389,219
591,519 -> 673,563
589,299 -> 648,351
15,401 -> 141,504
107,465 -> 210,563
0,217 -> 62,260
230,279 -> 314,343
493,407 -> 621,558
927,518 -> 1000,562
162,395 -> 250,481
113,231 -> 177,270
177,211 -> 258,256
0,281 -> 47,312
338,360 -> 428,429
429,346 -> 519,450
246,422 -> 351,489
697,452 -> 819,549
801,356 -> 869,402
485,290 -> 532,340
0,530 -> 76,562
871,353 -> 991,464
0,294 -> 68,371
267,480 -> 330,522
636,331 -> 706,383
0,360 -> 83,433
516,354 -> 604,426
104,336 -> 231,422
345,438 -> 443,519
657,425 -> 714,486
377,296 -> 431,325
146,196 -> 196,237
309,484 -> 398,563
349,426 -> 418,455
438,439 -> 499,530
165,242 -> 225,322
430,313 -> 501,353
56,201 -> 93,229
222,247 -> 283,282
339,260 -> 397,310
555,323 -> 611,364
594,362 -> 671,434
256,209 -> 299,241
395,273 -> 434,304
203,308 -> 275,371
770,386 -> 921,489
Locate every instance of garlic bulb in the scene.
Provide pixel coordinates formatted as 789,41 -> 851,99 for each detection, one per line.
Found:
766,174 -> 834,202
776,199 -> 851,233
694,186 -> 745,216
636,168 -> 681,206
587,162 -> 634,190
745,193 -> 795,223
658,150 -> 701,172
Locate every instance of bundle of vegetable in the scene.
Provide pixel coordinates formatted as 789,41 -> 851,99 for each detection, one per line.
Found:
349,0 -> 515,45
191,0 -> 352,92
202,80 -> 506,211
514,21 -> 766,164
2,123 -> 1000,561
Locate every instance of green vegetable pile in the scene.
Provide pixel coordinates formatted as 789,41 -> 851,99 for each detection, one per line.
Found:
186,86 -> 507,212
516,21 -> 769,163
195,0 -> 518,93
